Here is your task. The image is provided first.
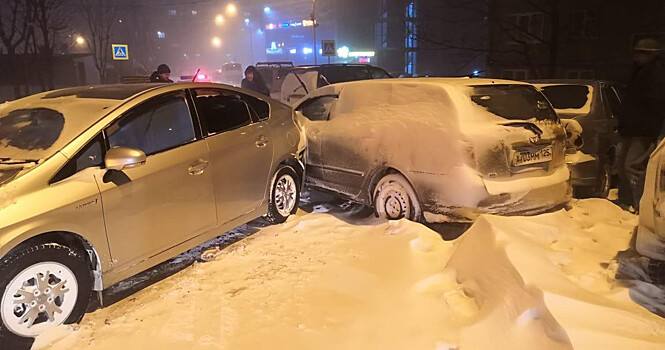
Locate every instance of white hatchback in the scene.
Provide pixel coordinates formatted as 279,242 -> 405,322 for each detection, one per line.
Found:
294,78 -> 572,222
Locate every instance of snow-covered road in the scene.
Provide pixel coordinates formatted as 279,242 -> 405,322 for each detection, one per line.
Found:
33,195 -> 665,350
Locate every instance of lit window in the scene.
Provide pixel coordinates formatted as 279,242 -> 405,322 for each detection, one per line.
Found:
169,9 -> 176,16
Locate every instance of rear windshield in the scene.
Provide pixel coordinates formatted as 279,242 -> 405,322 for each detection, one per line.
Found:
321,66 -> 371,84
471,85 -> 557,121
540,85 -> 591,110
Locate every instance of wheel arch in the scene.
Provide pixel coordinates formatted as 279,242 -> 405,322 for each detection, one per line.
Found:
5,231 -> 104,292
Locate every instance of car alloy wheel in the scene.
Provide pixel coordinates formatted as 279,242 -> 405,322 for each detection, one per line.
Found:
1,262 -> 79,337
275,174 -> 298,217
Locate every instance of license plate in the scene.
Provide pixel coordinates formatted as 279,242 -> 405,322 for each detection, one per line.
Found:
512,146 -> 553,166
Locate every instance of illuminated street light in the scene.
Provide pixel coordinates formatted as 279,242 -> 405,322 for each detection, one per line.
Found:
226,3 -> 237,16
75,36 -> 85,45
215,14 -> 224,25
212,37 -> 222,47
264,6 -> 271,14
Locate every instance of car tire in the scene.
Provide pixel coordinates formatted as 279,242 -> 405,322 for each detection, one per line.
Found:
575,162 -> 612,199
373,173 -> 422,221
0,243 -> 92,342
266,166 -> 301,224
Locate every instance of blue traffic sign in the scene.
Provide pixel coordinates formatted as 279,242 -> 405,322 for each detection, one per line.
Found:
112,44 -> 129,60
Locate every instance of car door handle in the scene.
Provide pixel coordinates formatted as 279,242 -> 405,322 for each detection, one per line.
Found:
256,136 -> 269,148
188,160 -> 209,176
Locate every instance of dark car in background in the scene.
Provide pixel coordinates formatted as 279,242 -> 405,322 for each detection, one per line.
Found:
531,80 -> 622,198
280,64 -> 393,104
255,61 -> 295,100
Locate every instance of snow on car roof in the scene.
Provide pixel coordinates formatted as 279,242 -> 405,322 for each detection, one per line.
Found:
335,77 -> 531,88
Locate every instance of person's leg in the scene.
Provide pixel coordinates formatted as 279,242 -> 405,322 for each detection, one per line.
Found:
617,138 -> 634,207
625,138 -> 656,209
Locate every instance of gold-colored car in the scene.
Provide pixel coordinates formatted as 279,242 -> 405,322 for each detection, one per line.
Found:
0,83 -> 304,341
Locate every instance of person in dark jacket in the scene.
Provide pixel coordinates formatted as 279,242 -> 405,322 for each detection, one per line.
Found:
241,66 -> 270,96
149,64 -> 174,83
617,38 -> 665,210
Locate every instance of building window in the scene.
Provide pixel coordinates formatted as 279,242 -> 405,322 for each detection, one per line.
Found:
501,69 -> 529,81
191,10 -> 198,16
506,12 -> 544,43
566,70 -> 594,79
169,9 -> 177,16
157,31 -> 165,39
404,1 -> 417,75
376,0 -> 388,49
571,9 -> 596,38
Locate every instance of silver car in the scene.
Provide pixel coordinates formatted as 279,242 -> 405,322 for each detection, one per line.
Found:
0,83 -> 304,341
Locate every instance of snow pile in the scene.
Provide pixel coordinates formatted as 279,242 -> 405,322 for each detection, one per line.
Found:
34,200 -> 665,350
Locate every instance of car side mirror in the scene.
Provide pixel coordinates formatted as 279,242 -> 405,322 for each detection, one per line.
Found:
105,147 -> 146,171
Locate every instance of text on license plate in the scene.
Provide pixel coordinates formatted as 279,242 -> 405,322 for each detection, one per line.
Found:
513,146 -> 553,166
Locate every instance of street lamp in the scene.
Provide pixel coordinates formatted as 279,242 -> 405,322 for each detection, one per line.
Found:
215,14 -> 225,25
75,36 -> 85,45
212,37 -> 222,48
226,3 -> 237,16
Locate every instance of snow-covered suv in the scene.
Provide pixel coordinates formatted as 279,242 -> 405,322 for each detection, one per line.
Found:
295,78 -> 572,223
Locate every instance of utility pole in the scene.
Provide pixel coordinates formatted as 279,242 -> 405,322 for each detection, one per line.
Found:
311,0 -> 317,65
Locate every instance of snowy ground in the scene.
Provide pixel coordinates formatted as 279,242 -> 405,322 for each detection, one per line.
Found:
32,191 -> 665,350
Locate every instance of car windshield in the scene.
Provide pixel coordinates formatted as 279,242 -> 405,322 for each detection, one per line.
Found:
470,84 -> 557,121
539,85 -> 591,110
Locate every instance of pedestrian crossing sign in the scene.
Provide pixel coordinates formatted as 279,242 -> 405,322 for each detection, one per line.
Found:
322,40 -> 336,57
112,44 -> 129,60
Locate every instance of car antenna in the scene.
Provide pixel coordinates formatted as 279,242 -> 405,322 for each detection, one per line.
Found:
192,69 -> 201,82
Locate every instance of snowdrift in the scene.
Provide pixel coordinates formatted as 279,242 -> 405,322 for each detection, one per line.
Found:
34,200 -> 665,350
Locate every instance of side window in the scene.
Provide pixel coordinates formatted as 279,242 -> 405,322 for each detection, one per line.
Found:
192,89 -> 252,135
242,93 -> 271,121
371,67 -> 391,79
297,96 -> 337,121
605,86 -> 622,118
107,92 -> 196,156
50,134 -> 104,184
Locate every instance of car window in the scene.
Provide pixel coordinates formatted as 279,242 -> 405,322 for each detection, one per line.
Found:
243,94 -> 270,121
540,85 -> 591,110
320,66 -> 373,84
471,85 -> 558,121
370,67 -> 391,79
50,134 -> 104,184
192,89 -> 252,135
605,86 -> 622,118
107,92 -> 196,156
297,96 -> 337,121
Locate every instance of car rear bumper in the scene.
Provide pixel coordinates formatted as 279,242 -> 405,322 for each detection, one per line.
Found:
636,224 -> 665,261
420,167 -> 572,223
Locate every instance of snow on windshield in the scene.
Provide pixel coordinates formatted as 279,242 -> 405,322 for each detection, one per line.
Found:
470,84 -> 558,121
0,108 -> 65,160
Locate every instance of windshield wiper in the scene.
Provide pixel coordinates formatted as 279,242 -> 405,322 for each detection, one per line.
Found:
0,158 -> 39,165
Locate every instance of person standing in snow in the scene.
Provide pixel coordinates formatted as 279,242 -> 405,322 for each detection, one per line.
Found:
241,66 -> 270,97
617,38 -> 665,210
150,64 -> 174,83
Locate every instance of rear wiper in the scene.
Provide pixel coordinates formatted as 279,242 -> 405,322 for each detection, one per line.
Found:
501,122 -> 543,136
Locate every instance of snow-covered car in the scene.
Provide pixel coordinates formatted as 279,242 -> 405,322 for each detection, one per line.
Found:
0,83 -> 304,342
637,139 -> 665,264
281,64 -> 392,105
295,78 -> 571,223
532,80 -> 622,198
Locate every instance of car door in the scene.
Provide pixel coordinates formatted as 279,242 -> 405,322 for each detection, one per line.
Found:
295,95 -> 338,188
97,91 -> 217,270
191,88 -> 274,224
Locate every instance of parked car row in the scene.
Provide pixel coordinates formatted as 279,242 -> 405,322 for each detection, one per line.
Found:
0,71 -> 617,342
